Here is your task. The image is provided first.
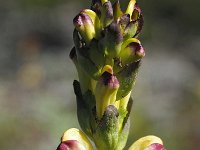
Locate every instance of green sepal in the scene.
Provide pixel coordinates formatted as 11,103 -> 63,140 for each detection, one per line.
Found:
93,105 -> 119,150
116,61 -> 141,100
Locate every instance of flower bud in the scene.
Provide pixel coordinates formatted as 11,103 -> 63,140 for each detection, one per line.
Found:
114,38 -> 144,73
95,69 -> 119,118
81,9 -> 101,38
128,135 -> 164,150
73,13 -> 95,45
120,40 -> 145,65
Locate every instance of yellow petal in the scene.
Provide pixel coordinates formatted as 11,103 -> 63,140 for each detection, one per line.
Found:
128,135 -> 163,150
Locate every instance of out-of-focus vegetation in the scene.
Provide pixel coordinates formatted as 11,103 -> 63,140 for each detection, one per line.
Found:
0,0 -> 199,149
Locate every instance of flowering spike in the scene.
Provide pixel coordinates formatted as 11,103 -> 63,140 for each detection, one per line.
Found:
63,0 -> 166,150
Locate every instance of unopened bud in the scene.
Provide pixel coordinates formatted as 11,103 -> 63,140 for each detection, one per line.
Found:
95,70 -> 119,118
120,40 -> 145,65
81,9 -> 101,38
73,13 -> 95,45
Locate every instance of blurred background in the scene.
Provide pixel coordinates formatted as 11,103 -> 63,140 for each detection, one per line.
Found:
0,0 -> 199,149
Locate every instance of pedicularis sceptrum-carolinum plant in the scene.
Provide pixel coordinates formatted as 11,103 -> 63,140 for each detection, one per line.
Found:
57,0 -> 166,150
